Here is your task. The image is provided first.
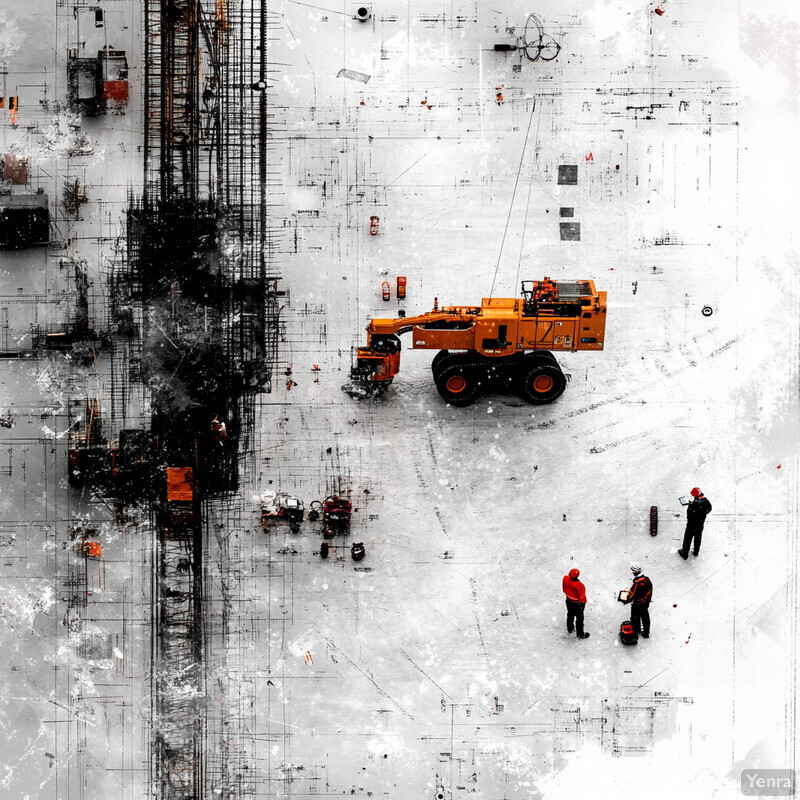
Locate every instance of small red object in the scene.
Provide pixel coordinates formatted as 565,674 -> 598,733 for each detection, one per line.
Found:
211,416 -> 228,441
3,154 -> 27,184
654,5 -> 665,15
79,540 -> 102,559
103,80 -> 129,103
381,281 -> 391,301
396,276 -> 407,299
369,215 -> 380,235
322,495 -> 352,539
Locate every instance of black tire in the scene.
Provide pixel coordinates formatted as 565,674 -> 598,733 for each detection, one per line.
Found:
531,349 -> 558,365
435,361 -> 482,406
431,349 -> 471,382
431,349 -> 451,376
518,361 -> 566,404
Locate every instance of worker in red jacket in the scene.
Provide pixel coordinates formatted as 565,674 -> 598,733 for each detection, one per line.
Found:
562,568 -> 590,639
622,563 -> 653,638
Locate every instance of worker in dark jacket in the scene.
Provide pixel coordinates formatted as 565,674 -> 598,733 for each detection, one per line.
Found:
622,563 -> 652,638
562,568 -> 590,639
678,487 -> 712,559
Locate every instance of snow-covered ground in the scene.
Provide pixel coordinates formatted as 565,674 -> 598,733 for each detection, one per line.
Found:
0,0 -> 797,798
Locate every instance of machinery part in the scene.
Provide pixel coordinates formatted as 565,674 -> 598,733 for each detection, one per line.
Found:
351,541 -> 366,561
356,7 -> 371,22
435,359 -> 482,407
347,334 -> 401,393
323,495 -> 352,538
431,349 -> 453,375
432,350 -> 509,385
431,350 -> 467,382
432,350 -> 563,406
650,505 -> 658,536
517,359 -> 566,404
529,349 -> 558,365
702,305 -> 713,317
77,540 -> 103,559
484,356 -> 520,392
354,278 -> 605,404
281,495 -> 305,524
261,491 -> 304,530
371,334 -> 401,353
342,377 -> 390,399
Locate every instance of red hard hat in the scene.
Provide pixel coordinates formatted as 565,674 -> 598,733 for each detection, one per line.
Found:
569,568 -> 580,579
691,487 -> 701,497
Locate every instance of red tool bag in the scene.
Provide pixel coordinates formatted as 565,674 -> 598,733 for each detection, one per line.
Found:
620,620 -> 638,645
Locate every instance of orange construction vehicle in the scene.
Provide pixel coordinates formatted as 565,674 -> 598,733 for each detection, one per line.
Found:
350,278 -> 607,406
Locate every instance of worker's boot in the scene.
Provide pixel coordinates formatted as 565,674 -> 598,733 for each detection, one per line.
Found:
677,549 -> 688,560
577,632 -> 590,639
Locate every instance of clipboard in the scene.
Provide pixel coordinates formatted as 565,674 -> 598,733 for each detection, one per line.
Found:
618,590 -> 630,603
679,496 -> 691,506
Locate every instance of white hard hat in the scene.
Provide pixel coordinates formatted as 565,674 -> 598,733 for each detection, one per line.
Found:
630,562 -> 641,574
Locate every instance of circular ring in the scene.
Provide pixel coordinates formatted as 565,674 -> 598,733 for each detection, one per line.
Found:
532,374 -> 555,392
445,375 -> 467,393
702,306 -> 713,317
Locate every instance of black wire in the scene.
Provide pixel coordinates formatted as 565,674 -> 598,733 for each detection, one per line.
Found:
489,98 -> 537,301
514,100 -> 543,293
522,13 -> 561,62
